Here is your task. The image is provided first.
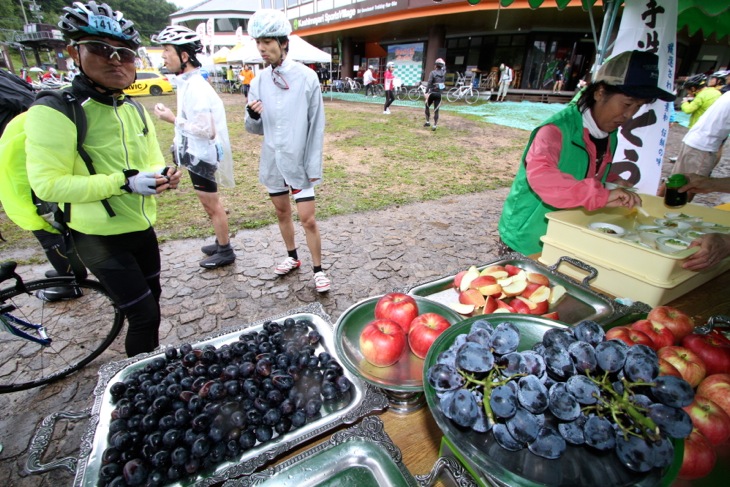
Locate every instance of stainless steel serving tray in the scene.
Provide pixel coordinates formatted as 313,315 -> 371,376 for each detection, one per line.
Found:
70,303 -> 389,487
407,252 -> 643,325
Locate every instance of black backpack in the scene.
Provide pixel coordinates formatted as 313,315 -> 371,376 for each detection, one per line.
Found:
0,69 -> 35,136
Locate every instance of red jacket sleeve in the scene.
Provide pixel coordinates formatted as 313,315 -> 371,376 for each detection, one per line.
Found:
525,124 -> 610,211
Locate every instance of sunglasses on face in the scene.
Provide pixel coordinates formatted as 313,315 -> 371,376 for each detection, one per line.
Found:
75,40 -> 137,64
272,68 -> 289,90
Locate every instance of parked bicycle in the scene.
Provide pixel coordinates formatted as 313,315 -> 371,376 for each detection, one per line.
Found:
343,77 -> 362,93
407,82 -> 428,101
446,74 -> 480,104
0,261 -> 123,392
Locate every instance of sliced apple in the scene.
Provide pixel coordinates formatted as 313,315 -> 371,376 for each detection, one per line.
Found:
528,300 -> 549,315
541,311 -> 560,320
548,284 -> 567,305
526,272 -> 551,287
470,275 -> 497,289
492,308 -> 513,314
527,285 -> 551,304
495,299 -> 516,313
514,296 -> 538,312
459,266 -> 480,292
520,282 -> 542,299
483,296 -> 498,314
512,269 -> 527,283
496,275 -> 513,288
449,302 -> 476,316
505,264 -> 523,276
459,288 -> 486,308
480,266 -> 509,279
453,270 -> 467,290
501,278 -> 528,297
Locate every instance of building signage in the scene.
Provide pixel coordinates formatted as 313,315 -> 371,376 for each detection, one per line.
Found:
292,0 -> 408,30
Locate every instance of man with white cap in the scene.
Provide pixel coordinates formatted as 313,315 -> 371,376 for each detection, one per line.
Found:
244,9 -> 330,293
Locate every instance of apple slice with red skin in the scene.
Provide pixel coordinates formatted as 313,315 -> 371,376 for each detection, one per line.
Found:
527,299 -> 549,315
453,270 -> 467,290
630,319 -> 675,350
541,311 -> 560,320
682,395 -> 730,446
480,265 -> 509,279
511,296 -> 535,314
526,285 -> 550,304
526,272 -> 550,286
459,288 -> 486,309
449,302 -> 475,316
470,275 -> 502,297
459,266 -> 481,292
504,264 -> 522,276
495,299 -> 516,313
483,296 -> 498,314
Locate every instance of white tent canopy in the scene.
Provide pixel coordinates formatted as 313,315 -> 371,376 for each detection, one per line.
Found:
227,35 -> 331,64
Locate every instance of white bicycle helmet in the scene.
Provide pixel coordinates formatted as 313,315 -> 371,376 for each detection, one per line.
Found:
152,25 -> 201,48
386,62 -> 395,68
248,9 -> 292,39
435,58 -> 445,67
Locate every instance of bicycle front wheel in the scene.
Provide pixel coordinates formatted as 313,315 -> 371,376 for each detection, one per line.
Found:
446,88 -> 460,103
407,88 -> 420,101
465,89 -> 480,105
0,277 -> 124,392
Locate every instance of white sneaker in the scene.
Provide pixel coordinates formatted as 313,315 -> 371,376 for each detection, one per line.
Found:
275,257 -> 301,275
314,271 -> 331,293
383,110 -> 390,115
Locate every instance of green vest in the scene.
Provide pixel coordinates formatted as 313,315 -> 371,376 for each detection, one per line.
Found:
498,104 -> 617,255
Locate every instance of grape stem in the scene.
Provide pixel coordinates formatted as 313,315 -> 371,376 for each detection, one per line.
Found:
459,367 -> 526,425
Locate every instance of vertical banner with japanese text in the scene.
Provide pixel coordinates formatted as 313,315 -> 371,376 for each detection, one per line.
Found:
610,0 -> 677,194
206,18 -> 215,58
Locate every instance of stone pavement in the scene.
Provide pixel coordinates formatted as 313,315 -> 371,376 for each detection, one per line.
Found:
0,123 -> 728,486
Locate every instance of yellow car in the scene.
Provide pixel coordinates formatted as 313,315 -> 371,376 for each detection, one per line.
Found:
124,71 -> 174,96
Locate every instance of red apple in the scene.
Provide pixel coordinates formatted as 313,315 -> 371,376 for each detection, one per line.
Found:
658,357 -> 684,378
657,346 -> 707,388
604,326 -> 654,348
647,306 -> 695,343
683,395 -> 730,446
682,332 -> 730,375
374,293 -> 419,334
678,429 -> 717,480
408,313 -> 451,359
697,373 -> 730,418
359,319 -> 407,367
630,319 -> 675,350
504,264 -> 522,276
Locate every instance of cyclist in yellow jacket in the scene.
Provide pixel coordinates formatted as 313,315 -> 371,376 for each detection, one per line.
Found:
681,74 -> 721,128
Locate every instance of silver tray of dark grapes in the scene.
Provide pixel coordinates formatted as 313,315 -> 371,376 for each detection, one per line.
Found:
68,303 -> 389,487
423,314 -> 688,487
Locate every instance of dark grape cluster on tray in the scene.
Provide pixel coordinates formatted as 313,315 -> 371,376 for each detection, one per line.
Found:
99,318 -> 352,487
426,319 -> 695,473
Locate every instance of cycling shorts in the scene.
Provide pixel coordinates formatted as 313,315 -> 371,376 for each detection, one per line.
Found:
267,185 -> 315,202
189,163 -> 218,193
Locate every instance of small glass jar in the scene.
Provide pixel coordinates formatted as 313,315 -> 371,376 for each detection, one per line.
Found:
664,174 -> 688,208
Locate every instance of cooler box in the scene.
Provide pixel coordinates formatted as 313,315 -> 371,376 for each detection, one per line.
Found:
538,194 -> 730,306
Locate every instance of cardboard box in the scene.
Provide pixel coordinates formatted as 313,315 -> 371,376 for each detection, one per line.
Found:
539,195 -> 730,306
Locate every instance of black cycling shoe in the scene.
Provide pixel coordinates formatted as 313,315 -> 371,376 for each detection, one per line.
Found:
199,249 -> 236,269
201,239 -> 220,256
37,286 -> 83,302
45,269 -> 62,278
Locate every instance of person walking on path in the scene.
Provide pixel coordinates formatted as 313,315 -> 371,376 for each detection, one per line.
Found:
244,9 -> 330,293
424,58 -> 446,131
383,62 -> 396,114
664,91 -> 730,183
240,64 -> 255,98
26,1 -> 182,357
363,65 -> 377,97
681,74 -> 721,128
496,63 -> 513,102
152,25 -> 236,269
499,50 -> 673,256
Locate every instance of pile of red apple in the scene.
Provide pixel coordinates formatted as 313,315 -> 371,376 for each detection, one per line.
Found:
448,264 -> 566,319
359,293 -> 452,367
605,305 -> 730,480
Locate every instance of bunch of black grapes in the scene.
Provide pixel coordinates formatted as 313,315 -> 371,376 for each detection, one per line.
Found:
99,318 -> 352,486
427,319 -> 694,473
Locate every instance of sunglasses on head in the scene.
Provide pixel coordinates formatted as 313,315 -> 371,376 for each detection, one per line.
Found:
75,40 -> 137,64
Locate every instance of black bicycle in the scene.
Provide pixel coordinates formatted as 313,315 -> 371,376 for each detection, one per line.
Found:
0,261 -> 123,392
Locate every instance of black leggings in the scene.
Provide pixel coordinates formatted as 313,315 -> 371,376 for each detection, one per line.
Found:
384,90 -> 395,110
70,227 -> 162,357
426,93 -> 442,124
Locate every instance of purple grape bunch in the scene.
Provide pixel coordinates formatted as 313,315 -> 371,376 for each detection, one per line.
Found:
426,319 -> 695,473
101,318 -> 352,486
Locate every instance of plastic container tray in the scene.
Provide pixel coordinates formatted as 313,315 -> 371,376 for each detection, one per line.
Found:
542,194 -> 730,283
539,235 -> 730,306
